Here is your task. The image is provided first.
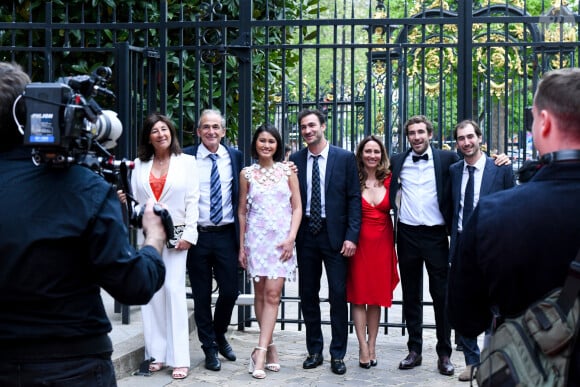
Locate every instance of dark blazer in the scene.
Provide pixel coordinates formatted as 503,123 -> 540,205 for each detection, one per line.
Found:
448,157 -> 514,261
290,145 -> 361,251
448,162 -> 580,384
183,144 -> 243,247
389,146 -> 460,232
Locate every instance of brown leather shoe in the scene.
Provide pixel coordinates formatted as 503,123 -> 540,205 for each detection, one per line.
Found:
438,356 -> 454,376
398,351 -> 422,369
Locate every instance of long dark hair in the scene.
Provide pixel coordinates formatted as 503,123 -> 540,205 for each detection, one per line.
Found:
251,123 -> 284,162
355,135 -> 390,191
137,113 -> 182,161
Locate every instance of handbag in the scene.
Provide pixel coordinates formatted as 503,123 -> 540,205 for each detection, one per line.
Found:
166,224 -> 185,248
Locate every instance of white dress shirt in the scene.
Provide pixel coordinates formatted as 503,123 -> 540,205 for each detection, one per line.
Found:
399,147 -> 446,226
196,143 -> 234,226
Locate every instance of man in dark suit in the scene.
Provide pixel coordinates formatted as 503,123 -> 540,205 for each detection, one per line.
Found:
289,109 -> 361,375
449,68 -> 580,387
183,109 -> 243,371
389,115 -> 459,376
448,119 -> 514,381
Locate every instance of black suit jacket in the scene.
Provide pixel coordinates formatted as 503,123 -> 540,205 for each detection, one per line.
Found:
183,144 -> 243,248
448,162 -> 580,384
448,157 -> 514,261
389,146 -> 460,233
290,145 -> 361,251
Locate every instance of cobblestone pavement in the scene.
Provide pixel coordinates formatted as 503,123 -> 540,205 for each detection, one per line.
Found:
115,267 -> 471,386
117,325 -> 467,387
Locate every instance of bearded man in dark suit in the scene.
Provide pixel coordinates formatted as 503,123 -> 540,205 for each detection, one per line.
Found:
290,108 -> 361,375
449,66 -> 580,387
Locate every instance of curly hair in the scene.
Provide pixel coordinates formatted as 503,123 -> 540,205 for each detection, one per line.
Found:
355,135 -> 391,192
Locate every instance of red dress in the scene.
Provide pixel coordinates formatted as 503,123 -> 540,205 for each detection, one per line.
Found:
347,175 -> 399,307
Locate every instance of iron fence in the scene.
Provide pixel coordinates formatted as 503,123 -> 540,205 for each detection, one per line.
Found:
2,0 -> 579,330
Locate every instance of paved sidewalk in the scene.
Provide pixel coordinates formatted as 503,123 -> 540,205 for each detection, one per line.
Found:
109,268 -> 471,386
116,326 -> 466,387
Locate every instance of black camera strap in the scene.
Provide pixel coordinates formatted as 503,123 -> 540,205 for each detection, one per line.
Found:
557,246 -> 580,316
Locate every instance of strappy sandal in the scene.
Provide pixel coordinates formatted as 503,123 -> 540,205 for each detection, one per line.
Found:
172,367 -> 189,379
248,346 -> 267,379
148,362 -> 165,372
265,343 -> 281,372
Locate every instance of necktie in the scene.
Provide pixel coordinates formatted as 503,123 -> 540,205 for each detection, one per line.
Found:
412,153 -> 429,162
309,155 -> 322,235
209,153 -> 222,225
462,165 -> 475,229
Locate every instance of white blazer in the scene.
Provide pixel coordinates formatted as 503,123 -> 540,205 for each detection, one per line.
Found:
131,153 -> 200,246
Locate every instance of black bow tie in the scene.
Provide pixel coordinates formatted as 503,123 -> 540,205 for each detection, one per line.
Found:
412,153 -> 428,162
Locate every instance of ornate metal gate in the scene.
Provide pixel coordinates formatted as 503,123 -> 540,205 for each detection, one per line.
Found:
1,0 -> 579,329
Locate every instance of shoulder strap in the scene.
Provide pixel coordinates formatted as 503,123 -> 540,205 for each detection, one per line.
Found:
557,247 -> 580,315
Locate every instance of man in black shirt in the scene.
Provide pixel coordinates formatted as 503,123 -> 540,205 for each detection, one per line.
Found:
0,61 -> 167,386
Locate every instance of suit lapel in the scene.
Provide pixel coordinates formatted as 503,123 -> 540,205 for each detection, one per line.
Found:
296,149 -> 308,205
451,162 -> 463,213
431,146 -> 444,205
140,159 -> 155,200
324,146 -> 336,192
392,149 -> 410,180
480,157 -> 498,196
157,154 -> 175,202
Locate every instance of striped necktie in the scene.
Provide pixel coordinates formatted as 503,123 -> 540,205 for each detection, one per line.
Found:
208,153 -> 222,225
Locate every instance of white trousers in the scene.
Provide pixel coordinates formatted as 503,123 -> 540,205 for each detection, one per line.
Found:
142,247 -> 190,367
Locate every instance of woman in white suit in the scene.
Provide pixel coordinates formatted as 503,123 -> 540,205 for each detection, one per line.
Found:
131,113 -> 199,379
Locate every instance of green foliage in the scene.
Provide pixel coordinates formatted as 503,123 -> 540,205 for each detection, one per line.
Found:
0,0 -> 316,145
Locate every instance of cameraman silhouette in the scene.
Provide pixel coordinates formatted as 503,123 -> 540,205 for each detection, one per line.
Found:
0,61 -> 167,386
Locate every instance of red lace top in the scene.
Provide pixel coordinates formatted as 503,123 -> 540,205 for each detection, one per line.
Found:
149,171 -> 167,201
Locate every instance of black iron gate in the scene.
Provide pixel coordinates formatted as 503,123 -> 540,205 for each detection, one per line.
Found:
1,0 -> 579,330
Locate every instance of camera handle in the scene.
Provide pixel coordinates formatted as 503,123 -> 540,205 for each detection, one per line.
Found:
12,94 -> 25,135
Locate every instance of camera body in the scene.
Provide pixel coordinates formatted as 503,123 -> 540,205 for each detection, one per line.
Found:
21,67 -> 122,171
19,67 -> 175,242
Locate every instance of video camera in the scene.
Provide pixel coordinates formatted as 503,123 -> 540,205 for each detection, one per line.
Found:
15,66 -> 174,241
16,66 -> 124,173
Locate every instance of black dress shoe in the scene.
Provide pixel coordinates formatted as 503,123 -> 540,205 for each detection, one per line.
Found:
302,353 -> 323,369
438,356 -> 455,376
330,358 -> 347,375
399,351 -> 422,369
216,338 -> 236,361
202,346 -> 221,371
359,361 -> 371,369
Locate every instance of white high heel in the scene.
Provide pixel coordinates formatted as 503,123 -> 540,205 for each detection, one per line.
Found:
265,343 -> 281,372
248,346 -> 267,379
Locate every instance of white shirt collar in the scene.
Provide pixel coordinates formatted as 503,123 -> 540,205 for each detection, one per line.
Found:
308,141 -> 330,159
198,142 -> 226,159
465,153 -> 486,171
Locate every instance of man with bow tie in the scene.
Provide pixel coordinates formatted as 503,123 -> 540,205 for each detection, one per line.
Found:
389,115 -> 460,376
389,115 -> 508,377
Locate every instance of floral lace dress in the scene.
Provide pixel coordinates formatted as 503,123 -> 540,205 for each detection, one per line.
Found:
243,162 -> 297,282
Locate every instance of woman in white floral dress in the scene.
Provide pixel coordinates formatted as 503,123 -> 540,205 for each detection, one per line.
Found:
238,124 -> 301,379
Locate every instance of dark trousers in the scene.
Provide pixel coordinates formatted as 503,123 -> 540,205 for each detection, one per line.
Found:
397,222 -> 452,357
187,225 -> 239,349
297,223 -> 348,360
0,355 -> 116,387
